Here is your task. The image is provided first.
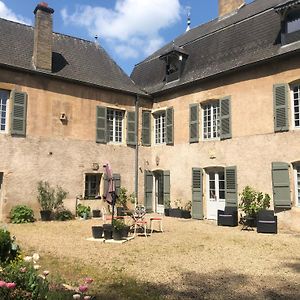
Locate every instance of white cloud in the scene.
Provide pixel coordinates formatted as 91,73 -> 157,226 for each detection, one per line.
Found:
0,1 -> 31,25
61,0 -> 181,60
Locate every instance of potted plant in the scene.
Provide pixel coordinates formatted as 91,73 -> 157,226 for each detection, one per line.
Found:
239,186 -> 271,227
181,201 -> 192,219
169,198 -> 183,218
91,226 -> 103,239
164,199 -> 171,216
92,209 -> 101,218
112,219 -> 127,240
103,223 -> 113,240
76,204 -> 91,219
116,187 -> 135,216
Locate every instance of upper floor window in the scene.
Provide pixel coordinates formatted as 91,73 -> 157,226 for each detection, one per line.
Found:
0,90 -> 9,132
292,84 -> 300,128
287,10 -> 300,33
107,109 -> 124,143
154,111 -> 166,144
202,101 -> 220,140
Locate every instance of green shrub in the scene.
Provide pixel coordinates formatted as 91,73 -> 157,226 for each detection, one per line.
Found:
76,204 -> 91,218
10,205 -> 35,224
54,208 -> 74,221
0,229 -> 19,264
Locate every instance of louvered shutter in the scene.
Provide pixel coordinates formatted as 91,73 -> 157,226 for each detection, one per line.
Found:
127,111 -> 136,146
96,106 -> 107,143
273,84 -> 289,132
166,107 -> 174,145
142,110 -> 151,146
189,104 -> 199,143
163,170 -> 170,206
225,166 -> 237,207
192,168 -> 203,219
113,173 -> 121,197
220,96 -> 232,140
144,170 -> 153,211
11,91 -> 27,136
272,162 -> 291,209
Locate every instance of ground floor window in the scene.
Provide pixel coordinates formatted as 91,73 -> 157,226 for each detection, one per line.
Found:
0,90 -> 9,132
295,166 -> 300,206
84,174 -> 101,199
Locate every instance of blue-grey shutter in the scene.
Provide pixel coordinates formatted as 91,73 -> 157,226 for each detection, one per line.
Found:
272,162 -> 291,209
166,108 -> 174,145
225,166 -> 237,207
127,111 -> 136,146
273,84 -> 289,132
192,168 -> 203,219
163,170 -> 170,207
144,170 -> 153,212
220,96 -> 232,140
11,91 -> 27,136
142,110 -> 151,146
96,106 -> 107,143
189,104 -> 199,143
113,173 -> 121,197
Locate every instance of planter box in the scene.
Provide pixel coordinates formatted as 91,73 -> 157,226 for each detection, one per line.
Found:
117,207 -> 125,216
40,210 -> 52,221
92,209 -> 101,218
169,209 -> 191,219
91,226 -> 103,239
103,224 -> 113,240
164,208 -> 170,216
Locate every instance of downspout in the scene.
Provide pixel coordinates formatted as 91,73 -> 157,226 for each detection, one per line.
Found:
135,94 -> 139,205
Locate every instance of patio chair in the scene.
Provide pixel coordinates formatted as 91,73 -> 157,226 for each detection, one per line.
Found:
217,207 -> 238,227
131,205 -> 148,237
257,210 -> 277,234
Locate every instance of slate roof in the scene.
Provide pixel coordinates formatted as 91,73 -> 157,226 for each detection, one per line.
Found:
131,0 -> 299,95
0,18 -> 144,96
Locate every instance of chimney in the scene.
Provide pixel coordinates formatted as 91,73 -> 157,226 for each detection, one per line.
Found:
33,2 -> 54,71
219,0 -> 245,18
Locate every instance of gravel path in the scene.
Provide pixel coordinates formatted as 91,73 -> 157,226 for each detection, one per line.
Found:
6,216 -> 300,299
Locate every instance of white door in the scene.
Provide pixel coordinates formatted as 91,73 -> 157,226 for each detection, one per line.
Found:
155,172 -> 164,214
295,166 -> 300,207
206,170 -> 225,220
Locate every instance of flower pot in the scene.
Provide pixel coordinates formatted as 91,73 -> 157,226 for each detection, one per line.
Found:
91,226 -> 103,239
164,208 -> 170,216
122,225 -> 130,238
181,210 -> 191,219
113,229 -> 123,240
40,210 -> 52,221
169,208 -> 182,218
103,224 -> 113,240
92,209 -> 101,218
117,207 -> 125,216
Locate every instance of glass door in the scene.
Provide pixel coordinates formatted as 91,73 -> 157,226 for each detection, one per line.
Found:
155,171 -> 164,214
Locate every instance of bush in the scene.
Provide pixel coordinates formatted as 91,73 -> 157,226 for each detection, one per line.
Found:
10,205 -> 35,224
54,208 -> 74,221
76,204 -> 91,218
0,228 -> 19,264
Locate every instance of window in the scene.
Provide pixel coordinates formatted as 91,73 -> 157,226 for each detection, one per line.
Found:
202,101 -> 220,140
84,174 -> 101,199
0,90 -> 9,132
154,111 -> 166,144
208,171 -> 225,201
287,10 -> 300,34
295,166 -> 300,207
292,84 -> 300,128
107,109 -> 124,143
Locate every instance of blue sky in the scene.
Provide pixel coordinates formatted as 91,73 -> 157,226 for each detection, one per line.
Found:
0,0 -> 252,74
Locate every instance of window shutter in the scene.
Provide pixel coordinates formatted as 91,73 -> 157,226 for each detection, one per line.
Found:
113,173 -> 121,197
11,91 -> 27,137
273,84 -> 289,132
272,162 -> 291,209
189,104 -> 199,143
127,111 -> 136,146
220,96 -> 232,140
142,110 -> 151,146
166,107 -> 174,145
225,166 -> 237,207
163,170 -> 170,207
96,106 -> 107,144
144,170 -> 153,212
192,168 -> 203,219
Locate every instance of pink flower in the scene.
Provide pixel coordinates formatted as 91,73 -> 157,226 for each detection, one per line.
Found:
79,285 -> 88,293
84,296 -> 91,300
0,280 -> 6,287
6,282 -> 16,289
85,277 -> 93,284
20,267 -> 27,273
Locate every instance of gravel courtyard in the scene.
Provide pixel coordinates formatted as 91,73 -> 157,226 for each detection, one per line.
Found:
6,216 -> 300,299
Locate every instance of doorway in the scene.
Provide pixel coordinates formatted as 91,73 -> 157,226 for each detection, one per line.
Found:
154,171 -> 164,214
206,168 -> 225,220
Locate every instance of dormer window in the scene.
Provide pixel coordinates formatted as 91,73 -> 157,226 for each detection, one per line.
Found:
160,44 -> 188,83
287,9 -> 300,33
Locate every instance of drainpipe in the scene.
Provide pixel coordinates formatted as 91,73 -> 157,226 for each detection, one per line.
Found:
135,94 -> 139,205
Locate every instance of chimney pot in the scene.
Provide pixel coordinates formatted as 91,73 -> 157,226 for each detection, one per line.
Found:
40,2 -> 48,7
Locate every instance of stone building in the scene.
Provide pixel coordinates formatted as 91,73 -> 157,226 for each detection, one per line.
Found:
1,0 -> 300,231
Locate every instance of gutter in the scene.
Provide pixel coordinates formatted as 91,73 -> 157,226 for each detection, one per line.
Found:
134,94 -> 139,205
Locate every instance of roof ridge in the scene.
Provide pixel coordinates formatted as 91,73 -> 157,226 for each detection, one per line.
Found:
0,16 -> 32,28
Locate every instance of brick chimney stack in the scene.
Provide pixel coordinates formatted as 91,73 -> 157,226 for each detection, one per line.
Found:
219,0 -> 245,18
33,2 -> 54,71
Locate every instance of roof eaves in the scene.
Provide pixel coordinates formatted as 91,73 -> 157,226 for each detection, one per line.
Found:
275,0 -> 300,11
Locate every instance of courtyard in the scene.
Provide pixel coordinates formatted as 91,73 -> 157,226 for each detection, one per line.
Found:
5,216 -> 300,299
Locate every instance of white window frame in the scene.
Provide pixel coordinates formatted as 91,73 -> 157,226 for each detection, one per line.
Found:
202,101 -> 220,140
294,165 -> 300,207
206,170 -> 225,203
291,84 -> 300,129
0,90 -> 9,134
107,108 -> 124,143
154,111 -> 166,144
